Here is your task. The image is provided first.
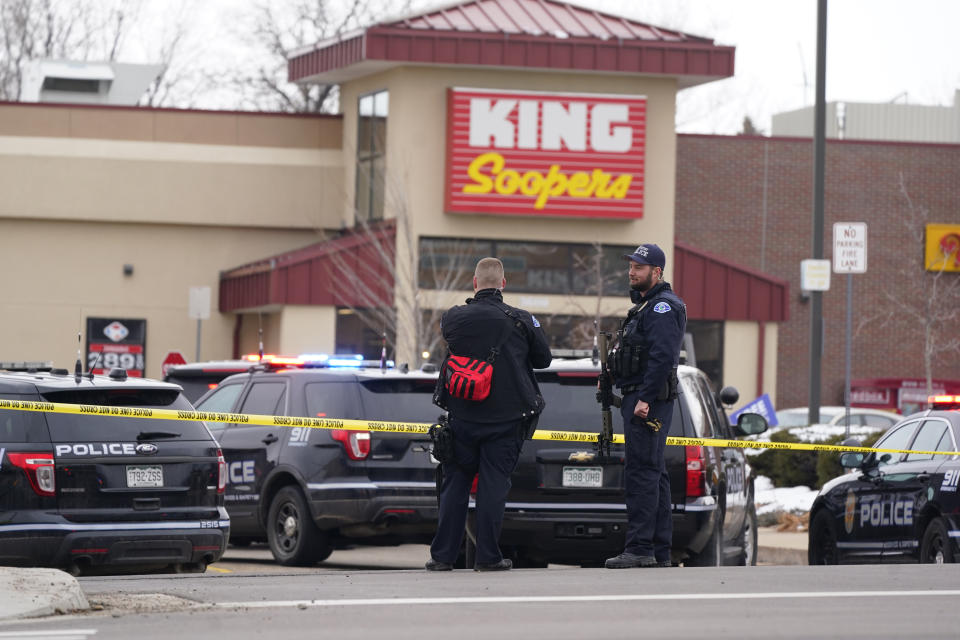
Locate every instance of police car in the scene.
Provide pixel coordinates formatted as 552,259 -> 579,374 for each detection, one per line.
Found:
191,355 -> 441,565
163,358 -> 258,402
0,365 -> 228,575
808,395 -> 960,564
493,358 -> 768,567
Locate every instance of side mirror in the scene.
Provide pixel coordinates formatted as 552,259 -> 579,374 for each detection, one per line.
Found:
736,412 -> 768,436
839,438 -> 865,468
718,386 -> 739,406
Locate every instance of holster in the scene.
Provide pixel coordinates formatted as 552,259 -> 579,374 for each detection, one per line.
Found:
428,415 -> 456,465
657,368 -> 679,402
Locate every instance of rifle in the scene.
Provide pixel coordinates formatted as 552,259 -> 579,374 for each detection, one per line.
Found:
596,328 -> 621,458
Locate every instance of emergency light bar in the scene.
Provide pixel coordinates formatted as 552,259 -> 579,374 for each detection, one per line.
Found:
241,353 -> 394,370
929,395 -> 960,409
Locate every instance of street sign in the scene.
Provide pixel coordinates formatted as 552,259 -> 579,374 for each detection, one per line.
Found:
161,351 -> 187,377
188,286 -> 211,320
833,222 -> 867,273
801,259 -> 831,291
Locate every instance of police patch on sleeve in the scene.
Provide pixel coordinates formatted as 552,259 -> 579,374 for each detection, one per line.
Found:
653,302 -> 671,314
531,315 -> 541,327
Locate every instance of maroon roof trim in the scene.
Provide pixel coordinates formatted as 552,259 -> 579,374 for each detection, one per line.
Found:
675,241 -> 789,323
0,99 -> 339,119
219,222 -> 396,312
220,231 -> 787,325
289,28 -> 734,82
288,0 -> 733,83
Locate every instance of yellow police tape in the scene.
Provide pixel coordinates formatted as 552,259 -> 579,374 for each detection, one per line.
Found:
0,398 -> 952,458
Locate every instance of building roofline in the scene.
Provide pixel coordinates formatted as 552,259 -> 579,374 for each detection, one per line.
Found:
0,100 -> 341,120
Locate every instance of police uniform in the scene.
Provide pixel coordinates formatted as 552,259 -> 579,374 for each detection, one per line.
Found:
607,244 -> 686,569
428,288 -> 552,571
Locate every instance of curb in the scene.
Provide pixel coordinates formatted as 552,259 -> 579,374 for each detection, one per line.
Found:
0,567 -> 89,621
758,546 -> 807,566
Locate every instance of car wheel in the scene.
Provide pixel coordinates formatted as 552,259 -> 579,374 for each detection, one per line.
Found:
267,486 -> 331,566
687,509 -> 723,567
808,510 -> 840,565
735,500 -> 758,566
920,517 -> 955,564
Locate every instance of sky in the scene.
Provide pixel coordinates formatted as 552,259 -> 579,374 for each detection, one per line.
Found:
130,0 -> 960,135
595,0 -> 960,134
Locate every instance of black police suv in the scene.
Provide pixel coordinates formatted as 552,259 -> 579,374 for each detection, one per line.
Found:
163,358 -> 258,403
0,367 -> 228,574
491,359 -> 768,567
808,403 -> 960,565
191,358 -> 441,565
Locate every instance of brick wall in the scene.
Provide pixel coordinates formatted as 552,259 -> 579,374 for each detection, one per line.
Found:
676,134 -> 960,409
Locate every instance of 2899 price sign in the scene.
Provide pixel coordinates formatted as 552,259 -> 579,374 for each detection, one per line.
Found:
87,344 -> 145,377
85,317 -> 147,378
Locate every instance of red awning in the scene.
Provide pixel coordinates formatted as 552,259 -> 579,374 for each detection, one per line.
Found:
220,231 -> 787,324
219,222 -> 396,313
289,0 -> 734,88
675,241 -> 789,322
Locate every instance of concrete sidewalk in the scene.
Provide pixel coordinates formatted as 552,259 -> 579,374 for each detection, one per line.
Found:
758,526 -> 808,565
0,529 -> 807,621
0,567 -> 88,621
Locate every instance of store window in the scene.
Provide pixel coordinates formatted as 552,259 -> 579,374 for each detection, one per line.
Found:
418,237 -> 632,297
356,90 -> 388,223
686,321 -> 723,389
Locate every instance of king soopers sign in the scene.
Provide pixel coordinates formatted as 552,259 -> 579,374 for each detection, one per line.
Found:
445,88 -> 646,219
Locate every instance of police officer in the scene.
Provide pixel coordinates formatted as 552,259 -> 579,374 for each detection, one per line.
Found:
427,257 -> 552,571
605,243 -> 686,569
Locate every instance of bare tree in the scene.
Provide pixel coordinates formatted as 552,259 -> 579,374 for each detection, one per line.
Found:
0,0 -> 200,106
322,167 -> 476,368
857,173 -> 960,394
226,0 -> 412,113
0,0 -> 128,99
563,242 -> 625,350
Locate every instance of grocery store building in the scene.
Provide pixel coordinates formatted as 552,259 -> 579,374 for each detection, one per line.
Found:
1,0 -> 794,410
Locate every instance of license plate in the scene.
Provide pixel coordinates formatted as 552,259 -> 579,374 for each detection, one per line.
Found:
126,465 -> 163,488
562,466 -> 602,488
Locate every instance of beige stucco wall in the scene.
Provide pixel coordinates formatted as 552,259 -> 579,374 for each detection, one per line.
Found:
0,104 -> 345,377
277,306 -> 337,355
340,66 -> 679,363
0,137 -> 341,229
722,321 -> 759,410
0,218 -> 320,378
763,322 -> 779,408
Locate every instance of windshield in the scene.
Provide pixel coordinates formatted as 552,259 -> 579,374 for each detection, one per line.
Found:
41,388 -> 212,441
536,372 -> 616,433
356,378 -> 441,423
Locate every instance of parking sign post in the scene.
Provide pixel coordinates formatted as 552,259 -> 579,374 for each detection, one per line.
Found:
188,286 -> 212,362
834,222 -> 868,438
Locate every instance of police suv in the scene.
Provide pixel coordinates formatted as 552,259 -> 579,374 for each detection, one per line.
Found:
191,355 -> 441,565
0,365 -> 228,574
493,358 -> 768,567
808,396 -> 960,564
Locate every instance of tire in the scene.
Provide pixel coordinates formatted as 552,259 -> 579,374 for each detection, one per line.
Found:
808,510 -> 840,565
735,500 -> 759,566
266,486 -> 331,566
920,517 -> 955,564
688,510 -> 724,567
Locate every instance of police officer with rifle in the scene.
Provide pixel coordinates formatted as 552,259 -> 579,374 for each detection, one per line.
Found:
602,243 -> 686,569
